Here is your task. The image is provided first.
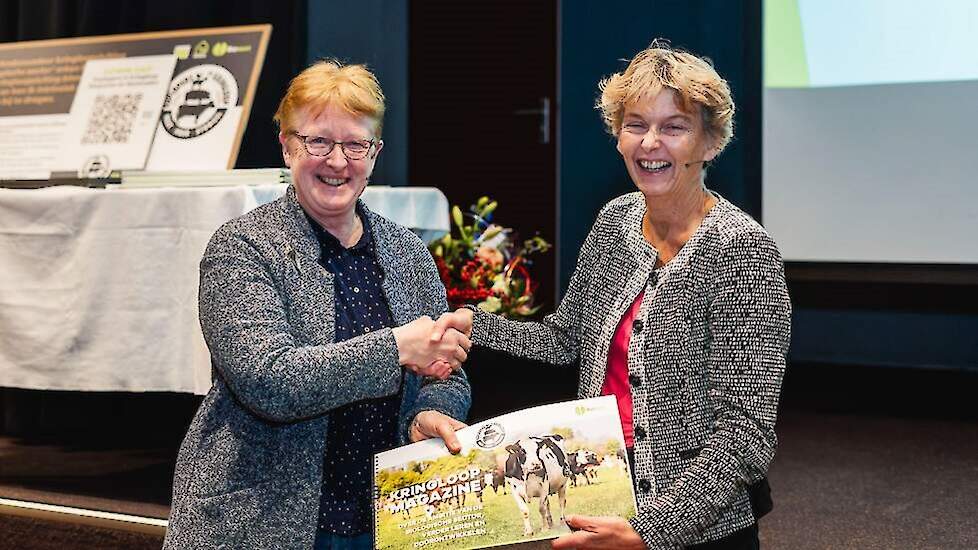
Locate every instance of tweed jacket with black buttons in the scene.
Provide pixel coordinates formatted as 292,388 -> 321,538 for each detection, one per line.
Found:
163,187 -> 471,549
472,191 -> 790,549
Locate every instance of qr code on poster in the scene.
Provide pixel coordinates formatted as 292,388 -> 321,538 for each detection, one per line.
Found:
80,93 -> 143,145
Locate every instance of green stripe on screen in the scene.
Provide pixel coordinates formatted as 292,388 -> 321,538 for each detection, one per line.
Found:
764,0 -> 810,87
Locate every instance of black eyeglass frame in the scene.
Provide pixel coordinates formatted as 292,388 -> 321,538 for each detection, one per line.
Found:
290,131 -> 378,160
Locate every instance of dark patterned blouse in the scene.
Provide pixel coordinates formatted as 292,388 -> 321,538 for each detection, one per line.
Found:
309,207 -> 402,536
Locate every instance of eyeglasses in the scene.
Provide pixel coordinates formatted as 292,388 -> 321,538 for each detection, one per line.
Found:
621,121 -> 693,139
291,132 -> 377,160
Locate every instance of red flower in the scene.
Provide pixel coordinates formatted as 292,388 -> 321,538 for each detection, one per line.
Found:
434,257 -> 451,286
459,260 -> 480,283
446,286 -> 493,310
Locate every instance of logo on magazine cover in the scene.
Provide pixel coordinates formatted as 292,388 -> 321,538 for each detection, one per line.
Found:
475,422 -> 505,449
575,405 -> 599,416
160,65 -> 238,140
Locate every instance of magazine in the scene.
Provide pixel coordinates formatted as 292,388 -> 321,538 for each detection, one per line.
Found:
374,395 -> 636,550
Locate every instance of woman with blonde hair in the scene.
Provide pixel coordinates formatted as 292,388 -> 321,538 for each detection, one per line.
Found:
439,40 -> 790,549
164,60 -> 472,549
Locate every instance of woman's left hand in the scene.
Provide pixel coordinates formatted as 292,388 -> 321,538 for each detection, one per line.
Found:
551,515 -> 646,550
409,410 -> 467,454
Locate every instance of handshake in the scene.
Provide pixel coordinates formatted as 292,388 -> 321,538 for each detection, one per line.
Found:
391,307 -> 475,380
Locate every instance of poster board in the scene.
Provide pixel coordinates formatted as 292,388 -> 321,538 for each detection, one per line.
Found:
0,24 -> 270,179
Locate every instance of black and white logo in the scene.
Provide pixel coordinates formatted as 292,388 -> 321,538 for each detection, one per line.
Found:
160,65 -> 238,139
79,154 -> 110,179
475,422 -> 505,449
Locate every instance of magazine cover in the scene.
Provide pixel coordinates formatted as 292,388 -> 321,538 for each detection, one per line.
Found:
374,395 -> 636,550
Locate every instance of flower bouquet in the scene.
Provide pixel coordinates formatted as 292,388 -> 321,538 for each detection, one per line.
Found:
429,196 -> 551,319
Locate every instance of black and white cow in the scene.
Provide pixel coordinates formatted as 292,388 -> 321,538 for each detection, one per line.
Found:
484,467 -> 507,495
504,435 -> 571,536
485,453 -> 507,495
568,449 -> 602,487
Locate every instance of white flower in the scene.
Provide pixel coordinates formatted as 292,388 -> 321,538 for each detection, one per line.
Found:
478,225 -> 508,249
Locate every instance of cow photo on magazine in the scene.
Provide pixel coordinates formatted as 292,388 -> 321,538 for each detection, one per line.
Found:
373,396 -> 637,550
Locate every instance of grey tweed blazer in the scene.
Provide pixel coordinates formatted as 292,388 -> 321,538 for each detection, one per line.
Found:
164,187 -> 470,549
472,192 -> 790,549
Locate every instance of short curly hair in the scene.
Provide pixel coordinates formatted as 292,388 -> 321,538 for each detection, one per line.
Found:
597,40 -> 734,153
274,59 -> 386,137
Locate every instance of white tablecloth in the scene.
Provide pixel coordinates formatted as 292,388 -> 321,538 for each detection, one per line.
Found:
0,184 -> 448,394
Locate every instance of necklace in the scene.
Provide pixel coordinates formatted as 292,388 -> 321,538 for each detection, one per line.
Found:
344,215 -> 364,249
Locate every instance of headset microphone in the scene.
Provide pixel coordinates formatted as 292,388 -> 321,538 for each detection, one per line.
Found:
683,160 -> 710,169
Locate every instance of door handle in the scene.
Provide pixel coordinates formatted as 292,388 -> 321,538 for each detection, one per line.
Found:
514,97 -> 551,144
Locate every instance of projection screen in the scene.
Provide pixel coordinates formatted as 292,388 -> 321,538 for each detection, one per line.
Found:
763,0 -> 978,264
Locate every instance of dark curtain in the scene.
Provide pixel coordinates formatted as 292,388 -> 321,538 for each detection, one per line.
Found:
0,0 -> 308,168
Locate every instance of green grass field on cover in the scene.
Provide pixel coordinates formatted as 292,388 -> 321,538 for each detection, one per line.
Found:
376,466 -> 635,550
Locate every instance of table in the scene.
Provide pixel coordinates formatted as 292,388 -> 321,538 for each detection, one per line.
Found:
0,184 -> 448,394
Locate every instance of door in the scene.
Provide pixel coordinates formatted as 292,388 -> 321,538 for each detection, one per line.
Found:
410,0 -> 575,420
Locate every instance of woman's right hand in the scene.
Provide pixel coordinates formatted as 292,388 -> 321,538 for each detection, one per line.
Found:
430,308 -> 474,341
392,316 -> 471,379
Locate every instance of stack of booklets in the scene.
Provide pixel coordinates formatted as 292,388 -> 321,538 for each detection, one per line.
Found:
119,168 -> 291,188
